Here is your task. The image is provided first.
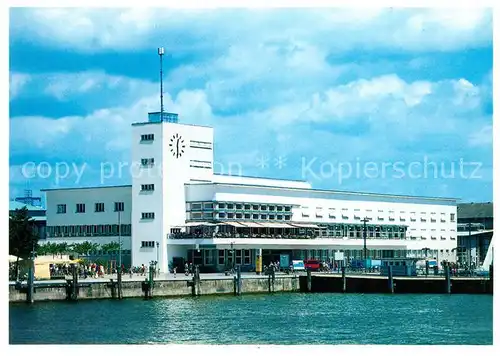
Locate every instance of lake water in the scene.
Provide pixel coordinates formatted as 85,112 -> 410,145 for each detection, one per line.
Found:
9,293 -> 493,345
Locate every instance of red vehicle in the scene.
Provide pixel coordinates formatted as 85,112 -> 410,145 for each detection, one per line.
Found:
304,260 -> 321,271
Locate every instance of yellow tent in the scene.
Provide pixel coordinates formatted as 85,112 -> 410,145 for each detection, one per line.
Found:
34,255 -> 81,280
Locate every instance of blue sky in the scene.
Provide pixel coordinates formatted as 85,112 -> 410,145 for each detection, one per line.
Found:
9,8 -> 493,204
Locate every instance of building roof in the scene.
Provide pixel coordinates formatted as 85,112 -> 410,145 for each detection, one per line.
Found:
457,202 -> 493,219
213,173 -> 307,183
41,184 -> 132,192
187,182 -> 458,203
9,201 -> 46,211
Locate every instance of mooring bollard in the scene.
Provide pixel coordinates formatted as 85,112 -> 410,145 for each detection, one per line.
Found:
341,266 -> 346,293
388,265 -> 394,294
27,263 -> 34,304
444,265 -> 451,294
307,269 -> 312,292
192,265 -> 201,297
236,265 -> 242,296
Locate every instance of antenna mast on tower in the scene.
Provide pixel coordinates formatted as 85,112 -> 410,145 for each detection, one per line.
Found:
158,47 -> 165,120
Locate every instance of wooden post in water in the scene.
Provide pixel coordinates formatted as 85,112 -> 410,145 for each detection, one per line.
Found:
306,269 -> 312,292
27,262 -> 34,304
341,266 -> 346,293
444,264 -> 451,294
271,268 -> 275,293
71,263 -> 78,301
117,268 -> 123,300
388,265 -> 394,294
236,265 -> 242,296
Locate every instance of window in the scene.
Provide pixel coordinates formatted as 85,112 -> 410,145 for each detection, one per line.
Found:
269,206 -> 275,211
277,206 -> 283,212
450,213 -> 456,222
204,203 -> 214,210
57,204 -> 66,214
260,205 -> 268,211
141,212 -> 155,220
260,214 -> 267,220
191,212 -> 202,219
227,203 -> 234,209
141,184 -> 155,191
252,204 -> 259,210
284,215 -> 291,221
244,213 -> 251,219
114,202 -> 124,212
219,213 -> 226,219
236,204 -> 243,210
191,203 -> 202,211
141,134 -> 154,141
95,203 -> 105,212
252,214 -> 259,219
218,250 -> 225,265
141,241 -> 155,248
269,215 -> 275,220
76,203 -> 85,213
235,213 -> 243,219
284,206 -> 291,212
244,249 -> 251,264
227,213 -> 234,219
236,250 -> 242,265
244,204 -> 251,210
141,158 -> 155,166
218,203 -> 226,209
277,215 -> 283,220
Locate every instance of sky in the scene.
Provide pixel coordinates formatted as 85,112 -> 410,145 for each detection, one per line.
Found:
9,7 -> 493,204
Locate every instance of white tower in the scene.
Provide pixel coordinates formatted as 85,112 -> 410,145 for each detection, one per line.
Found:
131,114 -> 214,272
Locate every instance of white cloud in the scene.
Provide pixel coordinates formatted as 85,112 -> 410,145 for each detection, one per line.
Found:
9,73 -> 30,100
10,70 -> 157,102
10,8 -> 492,53
468,124 -> 493,147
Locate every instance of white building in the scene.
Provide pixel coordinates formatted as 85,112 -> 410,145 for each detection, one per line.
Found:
43,112 -> 458,272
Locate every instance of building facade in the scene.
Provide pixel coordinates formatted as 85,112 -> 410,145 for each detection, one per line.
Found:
43,112 -> 459,272
457,202 -> 494,268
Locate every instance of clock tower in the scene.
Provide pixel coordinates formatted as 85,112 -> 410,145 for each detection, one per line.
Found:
130,112 -> 214,272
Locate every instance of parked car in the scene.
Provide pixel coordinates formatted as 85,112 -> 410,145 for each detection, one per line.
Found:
304,260 -> 321,271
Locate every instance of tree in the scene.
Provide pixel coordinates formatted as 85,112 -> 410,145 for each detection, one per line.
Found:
101,242 -> 120,254
9,207 -> 39,281
73,242 -> 99,255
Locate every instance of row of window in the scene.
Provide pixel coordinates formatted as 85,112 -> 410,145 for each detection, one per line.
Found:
57,202 -> 125,214
142,212 -> 155,220
188,202 -> 293,212
141,241 -> 158,248
141,134 -> 155,142
46,224 -> 132,237
191,249 -> 453,265
141,158 -> 155,167
217,212 -> 292,221
303,208 -> 456,222
141,184 -> 155,191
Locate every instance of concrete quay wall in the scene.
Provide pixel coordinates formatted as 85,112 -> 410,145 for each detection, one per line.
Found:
9,275 -> 300,303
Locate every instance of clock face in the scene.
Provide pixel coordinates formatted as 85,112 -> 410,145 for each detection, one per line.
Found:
169,133 -> 185,158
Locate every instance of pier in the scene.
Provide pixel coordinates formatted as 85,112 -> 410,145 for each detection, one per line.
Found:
9,270 -> 492,303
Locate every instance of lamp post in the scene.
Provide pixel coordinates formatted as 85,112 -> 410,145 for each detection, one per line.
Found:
467,222 -> 472,273
118,210 -> 122,275
361,217 -> 369,264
